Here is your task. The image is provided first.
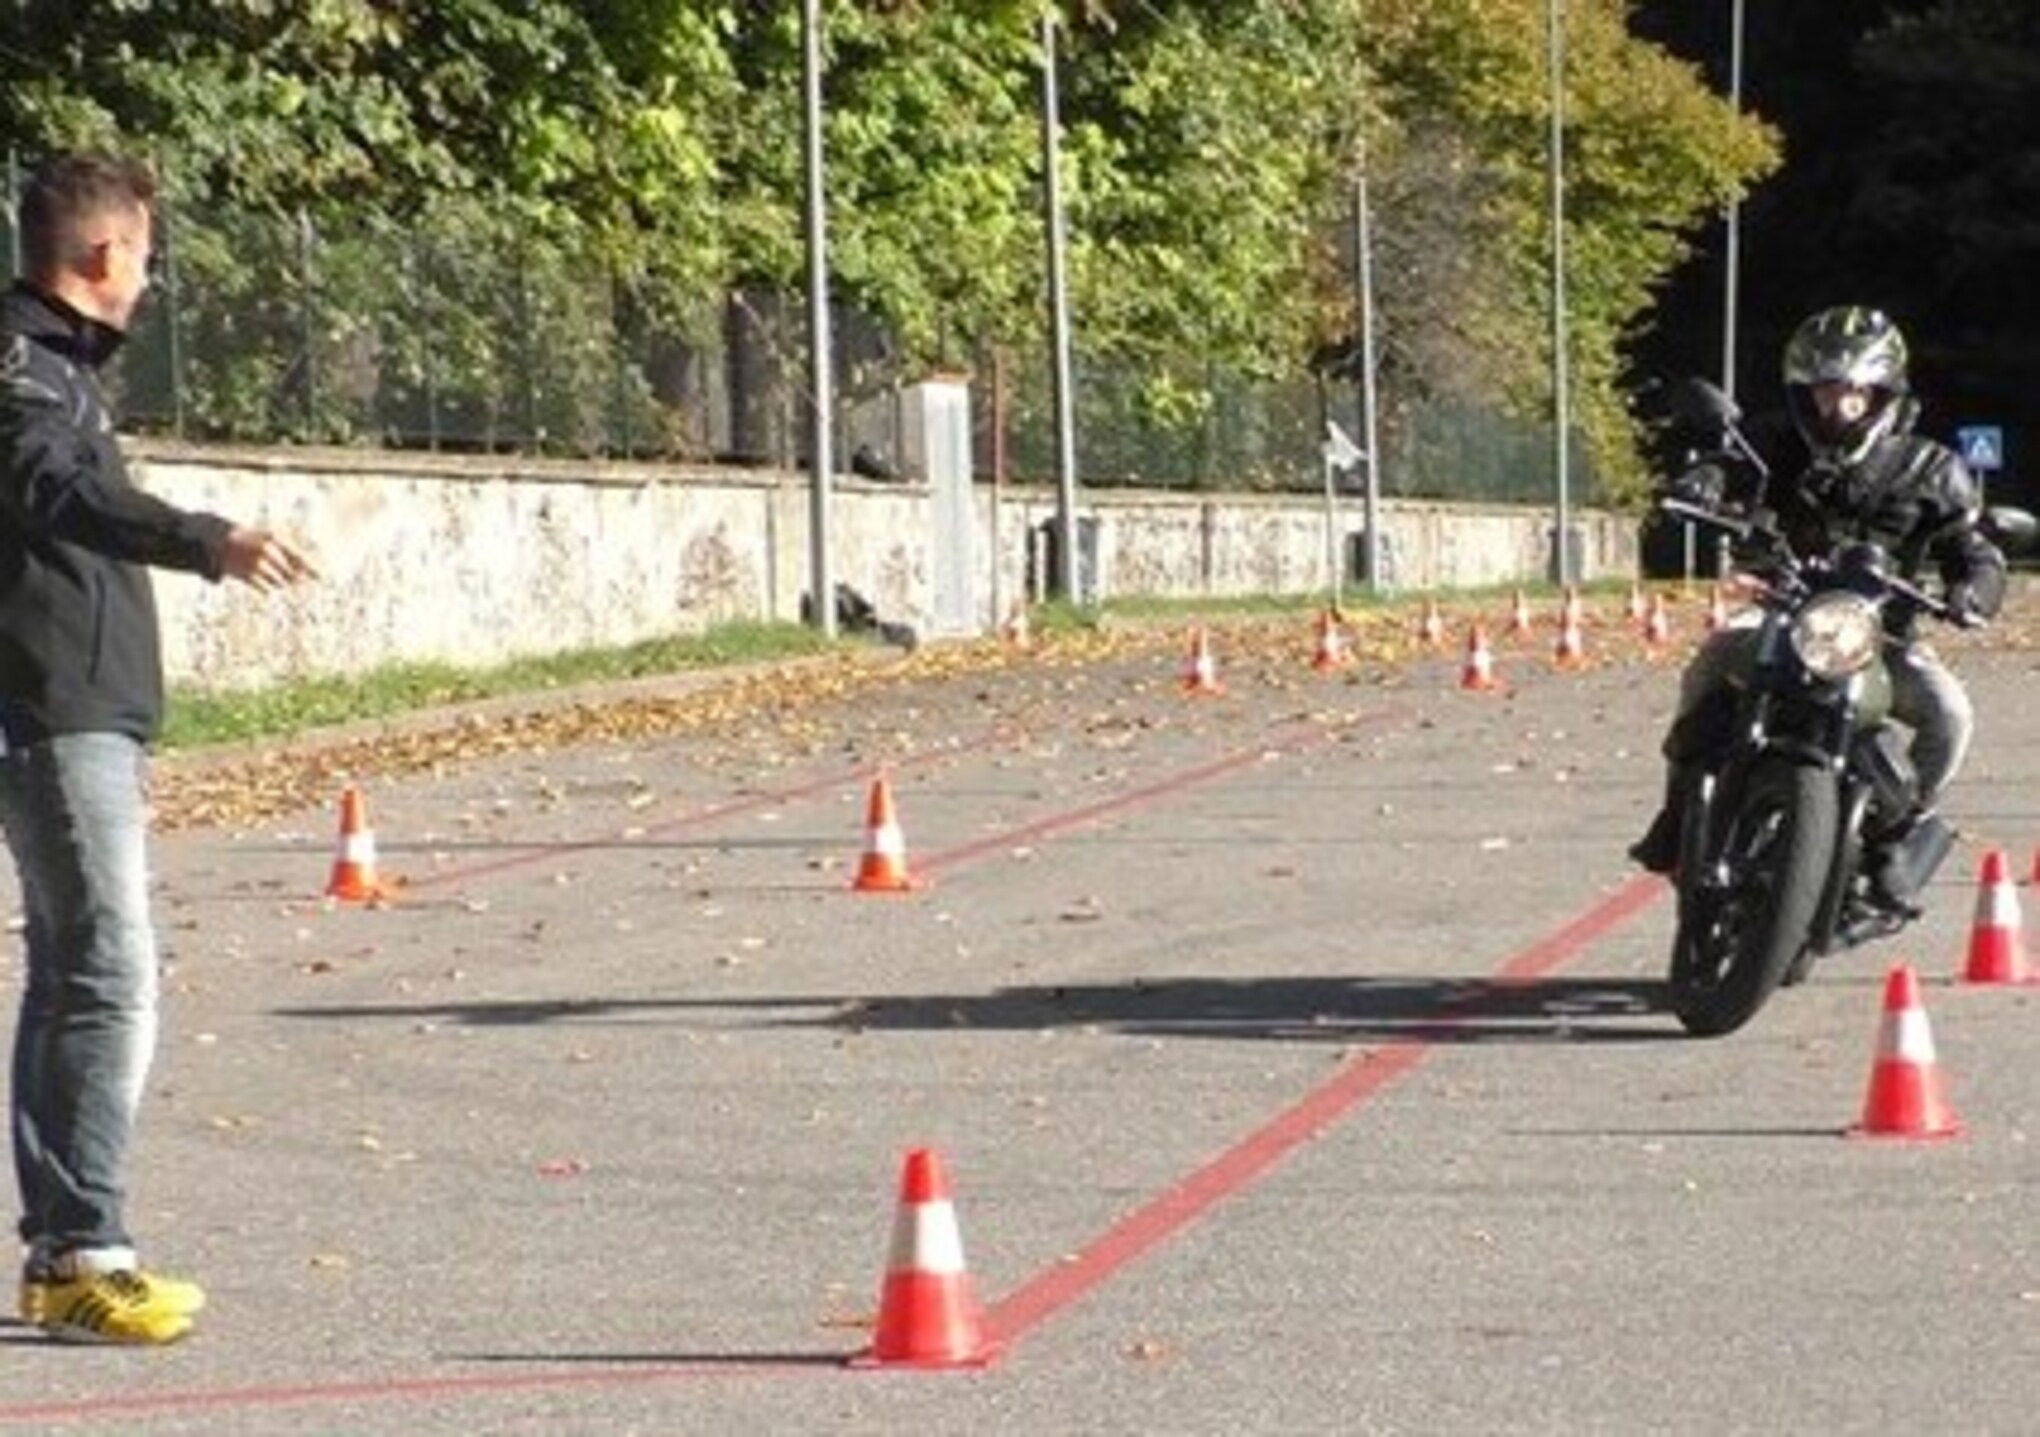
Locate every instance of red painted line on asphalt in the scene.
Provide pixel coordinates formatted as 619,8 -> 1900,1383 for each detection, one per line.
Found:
917,711 -> 1394,875
981,872 -> 1666,1349
401,726 -> 1009,891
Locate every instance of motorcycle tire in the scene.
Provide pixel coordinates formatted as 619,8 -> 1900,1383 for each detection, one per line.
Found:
1670,757 -> 1836,1036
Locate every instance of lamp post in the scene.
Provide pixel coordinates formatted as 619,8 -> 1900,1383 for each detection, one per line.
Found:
1722,0 -> 1745,407
1547,0 -> 1572,588
1352,159 -> 1383,595
800,0 -> 836,636
1040,14 -> 1080,602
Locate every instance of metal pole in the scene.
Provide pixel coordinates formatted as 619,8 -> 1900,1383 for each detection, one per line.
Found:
990,344 -> 1007,629
801,0 -> 836,637
1354,171 -> 1383,595
1722,0 -> 1744,408
1318,376 -> 1340,608
1040,15 -> 1080,602
161,169 -> 185,438
298,208 -> 318,439
1547,0 -> 1572,588
1692,0 -> 1745,587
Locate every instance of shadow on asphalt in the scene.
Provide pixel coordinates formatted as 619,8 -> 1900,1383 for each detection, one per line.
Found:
277,975 -> 1684,1044
445,1350 -> 852,1368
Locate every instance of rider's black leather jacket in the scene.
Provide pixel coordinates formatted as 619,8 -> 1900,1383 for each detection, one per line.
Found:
1685,406 -> 2007,640
1772,432 -> 2005,636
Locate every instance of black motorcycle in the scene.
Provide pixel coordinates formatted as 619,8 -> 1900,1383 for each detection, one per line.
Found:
1654,382 -> 2032,1036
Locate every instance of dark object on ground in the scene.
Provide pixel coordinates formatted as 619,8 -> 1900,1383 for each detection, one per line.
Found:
801,583 -> 918,651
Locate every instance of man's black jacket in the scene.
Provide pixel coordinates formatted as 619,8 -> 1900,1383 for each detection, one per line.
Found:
0,283 -> 230,743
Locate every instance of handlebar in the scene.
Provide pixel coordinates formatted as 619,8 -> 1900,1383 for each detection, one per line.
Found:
1654,496 -> 1971,627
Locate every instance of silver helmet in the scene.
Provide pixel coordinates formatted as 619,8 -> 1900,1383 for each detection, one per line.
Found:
1782,306 -> 1911,463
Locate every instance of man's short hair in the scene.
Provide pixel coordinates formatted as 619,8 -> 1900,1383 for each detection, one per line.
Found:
18,152 -> 157,281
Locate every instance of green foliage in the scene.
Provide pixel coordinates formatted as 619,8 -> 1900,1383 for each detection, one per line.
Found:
1,0 -> 1778,492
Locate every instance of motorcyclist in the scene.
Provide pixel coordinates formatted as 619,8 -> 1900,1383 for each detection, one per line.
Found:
1628,306 -> 2007,910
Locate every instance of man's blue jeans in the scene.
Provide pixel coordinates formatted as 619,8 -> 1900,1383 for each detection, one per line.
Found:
0,732 -> 157,1266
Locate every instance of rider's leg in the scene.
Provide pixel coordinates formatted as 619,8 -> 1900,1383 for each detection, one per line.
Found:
1629,628 -> 1753,873
1868,642 -> 1973,906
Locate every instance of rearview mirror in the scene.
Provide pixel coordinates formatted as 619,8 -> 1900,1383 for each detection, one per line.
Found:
1669,377 -> 1741,432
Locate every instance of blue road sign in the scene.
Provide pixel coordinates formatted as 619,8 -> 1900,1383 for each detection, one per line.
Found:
1956,425 -> 2004,473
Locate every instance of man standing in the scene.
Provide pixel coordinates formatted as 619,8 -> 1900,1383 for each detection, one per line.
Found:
0,153 -> 316,1344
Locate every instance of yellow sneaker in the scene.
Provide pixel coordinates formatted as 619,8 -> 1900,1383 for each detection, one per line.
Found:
40,1267 -> 203,1345
18,1274 -> 47,1326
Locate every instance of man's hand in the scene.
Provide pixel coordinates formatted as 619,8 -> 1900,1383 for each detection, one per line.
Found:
222,527 -> 319,592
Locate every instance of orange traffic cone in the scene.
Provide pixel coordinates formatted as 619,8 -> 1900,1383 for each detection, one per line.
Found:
1705,582 -> 1730,632
1507,588 -> 1533,639
1417,598 -> 1445,648
1460,623 -> 1499,691
1182,626 -> 1224,696
854,1148 -> 997,1369
1851,963 -> 1962,1140
1553,587 -> 1586,669
1310,609 -> 1350,672
325,786 -> 393,903
1962,849 -> 2035,984
852,777 -> 921,893
1641,592 -> 1671,651
1000,597 -> 1033,651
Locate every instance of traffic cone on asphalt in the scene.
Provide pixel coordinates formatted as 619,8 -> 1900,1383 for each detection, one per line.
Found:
1460,623 -> 1499,691
852,777 -> 920,893
1000,597 -> 1032,651
1417,598 -> 1445,648
1641,592 -> 1671,651
854,1148 -> 997,1369
1182,626 -> 1224,696
1508,588 -> 1533,639
1851,963 -> 1962,1140
325,786 -> 392,903
1553,587 -> 1586,669
1310,608 -> 1350,672
1962,849 -> 2035,985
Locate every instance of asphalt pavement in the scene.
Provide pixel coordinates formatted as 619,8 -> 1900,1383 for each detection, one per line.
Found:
0,597 -> 2034,1434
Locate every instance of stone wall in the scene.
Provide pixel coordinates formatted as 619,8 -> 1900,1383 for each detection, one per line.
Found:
130,441 -> 1637,691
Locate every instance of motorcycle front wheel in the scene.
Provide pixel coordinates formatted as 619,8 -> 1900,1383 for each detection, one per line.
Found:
1670,757 -> 1837,1037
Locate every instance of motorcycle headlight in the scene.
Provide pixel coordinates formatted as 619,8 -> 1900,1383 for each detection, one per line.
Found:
1790,593 -> 1881,679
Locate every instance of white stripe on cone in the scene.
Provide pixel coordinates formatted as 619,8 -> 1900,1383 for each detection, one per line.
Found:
1978,880 -> 2020,928
887,1200 -> 967,1276
343,832 -> 377,863
867,821 -> 905,859
1878,1007 -> 1937,1066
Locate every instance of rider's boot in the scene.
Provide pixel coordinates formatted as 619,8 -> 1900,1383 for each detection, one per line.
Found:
1628,762 -> 1703,875
1867,808 -> 1956,913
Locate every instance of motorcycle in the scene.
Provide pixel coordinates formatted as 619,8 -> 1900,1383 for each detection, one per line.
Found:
1654,379 -> 2033,1036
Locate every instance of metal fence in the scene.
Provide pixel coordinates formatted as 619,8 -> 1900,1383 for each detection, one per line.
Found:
3,153 -> 1596,504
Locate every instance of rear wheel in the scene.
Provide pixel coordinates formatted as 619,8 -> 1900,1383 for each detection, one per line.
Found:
1670,759 -> 1836,1036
